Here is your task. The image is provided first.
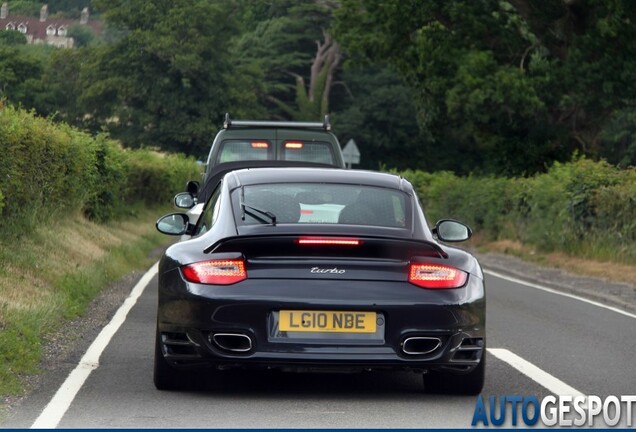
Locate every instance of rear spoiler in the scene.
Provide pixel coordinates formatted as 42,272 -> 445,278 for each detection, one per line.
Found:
204,234 -> 448,260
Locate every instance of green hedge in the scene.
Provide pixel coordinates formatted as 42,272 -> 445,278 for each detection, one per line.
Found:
0,104 -> 200,234
399,158 -> 636,263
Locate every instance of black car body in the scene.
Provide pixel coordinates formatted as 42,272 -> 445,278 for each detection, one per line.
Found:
155,168 -> 485,394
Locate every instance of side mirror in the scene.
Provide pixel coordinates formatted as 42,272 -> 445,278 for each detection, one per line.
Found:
174,192 -> 196,209
433,219 -> 472,242
185,180 -> 200,196
156,213 -> 189,236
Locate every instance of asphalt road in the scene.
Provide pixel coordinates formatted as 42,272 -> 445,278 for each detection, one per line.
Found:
2,267 -> 635,428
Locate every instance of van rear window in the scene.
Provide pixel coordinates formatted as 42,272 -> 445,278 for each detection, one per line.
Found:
282,141 -> 335,164
217,140 -> 273,163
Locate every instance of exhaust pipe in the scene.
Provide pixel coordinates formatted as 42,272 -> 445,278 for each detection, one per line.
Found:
211,333 -> 252,353
402,336 -> 441,355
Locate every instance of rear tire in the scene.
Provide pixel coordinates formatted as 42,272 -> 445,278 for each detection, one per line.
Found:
154,330 -> 181,391
423,355 -> 485,395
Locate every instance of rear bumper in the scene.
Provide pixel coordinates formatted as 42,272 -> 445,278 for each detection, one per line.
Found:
157,272 -> 485,373
158,327 -> 484,373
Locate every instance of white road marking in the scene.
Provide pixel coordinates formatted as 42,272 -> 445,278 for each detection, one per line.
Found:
30,262 -> 159,429
484,269 -> 636,320
488,348 -> 584,396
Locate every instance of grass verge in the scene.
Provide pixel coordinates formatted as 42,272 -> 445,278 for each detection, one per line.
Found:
473,238 -> 636,285
0,206 -> 172,397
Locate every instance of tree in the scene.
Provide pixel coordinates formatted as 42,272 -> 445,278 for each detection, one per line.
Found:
332,67 -> 426,170
47,0 -> 92,16
232,0 -> 341,121
67,24 -> 96,47
268,30 -> 342,120
26,48 -> 84,122
0,31 -> 27,46
333,0 -> 636,174
5,1 -> 40,16
81,0 -> 243,156
0,46 -> 44,104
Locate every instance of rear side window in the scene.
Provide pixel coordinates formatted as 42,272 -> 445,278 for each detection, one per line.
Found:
281,141 -> 335,164
237,183 -> 408,228
194,182 -> 222,236
217,140 -> 273,163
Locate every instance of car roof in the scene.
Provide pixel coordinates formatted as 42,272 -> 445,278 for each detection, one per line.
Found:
198,161 -> 335,202
227,168 -> 410,192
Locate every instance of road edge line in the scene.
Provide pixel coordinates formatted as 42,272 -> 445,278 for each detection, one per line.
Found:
488,348 -> 584,396
30,262 -> 159,429
484,269 -> 636,320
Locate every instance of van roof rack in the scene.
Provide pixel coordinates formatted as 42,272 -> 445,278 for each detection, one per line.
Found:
223,113 -> 331,131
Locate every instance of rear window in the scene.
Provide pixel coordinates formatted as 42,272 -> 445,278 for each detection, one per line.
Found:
236,183 -> 408,228
217,140 -> 273,163
281,141 -> 335,164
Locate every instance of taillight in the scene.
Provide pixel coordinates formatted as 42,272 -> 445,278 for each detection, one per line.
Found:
251,141 -> 269,149
296,236 -> 362,246
182,259 -> 246,285
285,141 -> 304,149
408,263 -> 468,289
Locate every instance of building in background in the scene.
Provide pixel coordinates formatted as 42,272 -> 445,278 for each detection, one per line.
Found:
0,3 -> 101,48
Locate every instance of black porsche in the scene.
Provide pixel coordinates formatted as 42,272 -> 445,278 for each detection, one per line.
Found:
155,168 -> 485,394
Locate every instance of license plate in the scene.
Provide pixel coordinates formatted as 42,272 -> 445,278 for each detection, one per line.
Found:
279,310 -> 377,333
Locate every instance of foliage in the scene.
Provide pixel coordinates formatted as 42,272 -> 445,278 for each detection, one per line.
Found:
82,136 -> 127,222
232,0 -> 340,121
2,1 -> 636,173
5,0 -> 40,16
48,0 -> 93,16
0,104 -> 199,235
0,103 -> 197,397
0,105 -> 93,232
23,48 -> 84,122
0,31 -> 27,45
80,0 -> 240,157
0,207 -> 170,395
334,0 -> 636,175
122,149 -> 201,207
332,66 -> 425,170
0,2 -> 435,169
0,46 -> 45,103
599,108 -> 636,168
399,158 -> 636,262
67,23 -> 97,47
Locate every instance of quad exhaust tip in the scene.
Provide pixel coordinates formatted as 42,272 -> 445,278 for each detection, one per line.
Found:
211,333 -> 253,353
402,336 -> 442,355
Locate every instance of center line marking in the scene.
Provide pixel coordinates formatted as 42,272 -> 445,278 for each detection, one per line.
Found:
488,348 -> 583,396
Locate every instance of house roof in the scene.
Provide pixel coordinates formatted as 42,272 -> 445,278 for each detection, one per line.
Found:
0,15 -> 102,41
